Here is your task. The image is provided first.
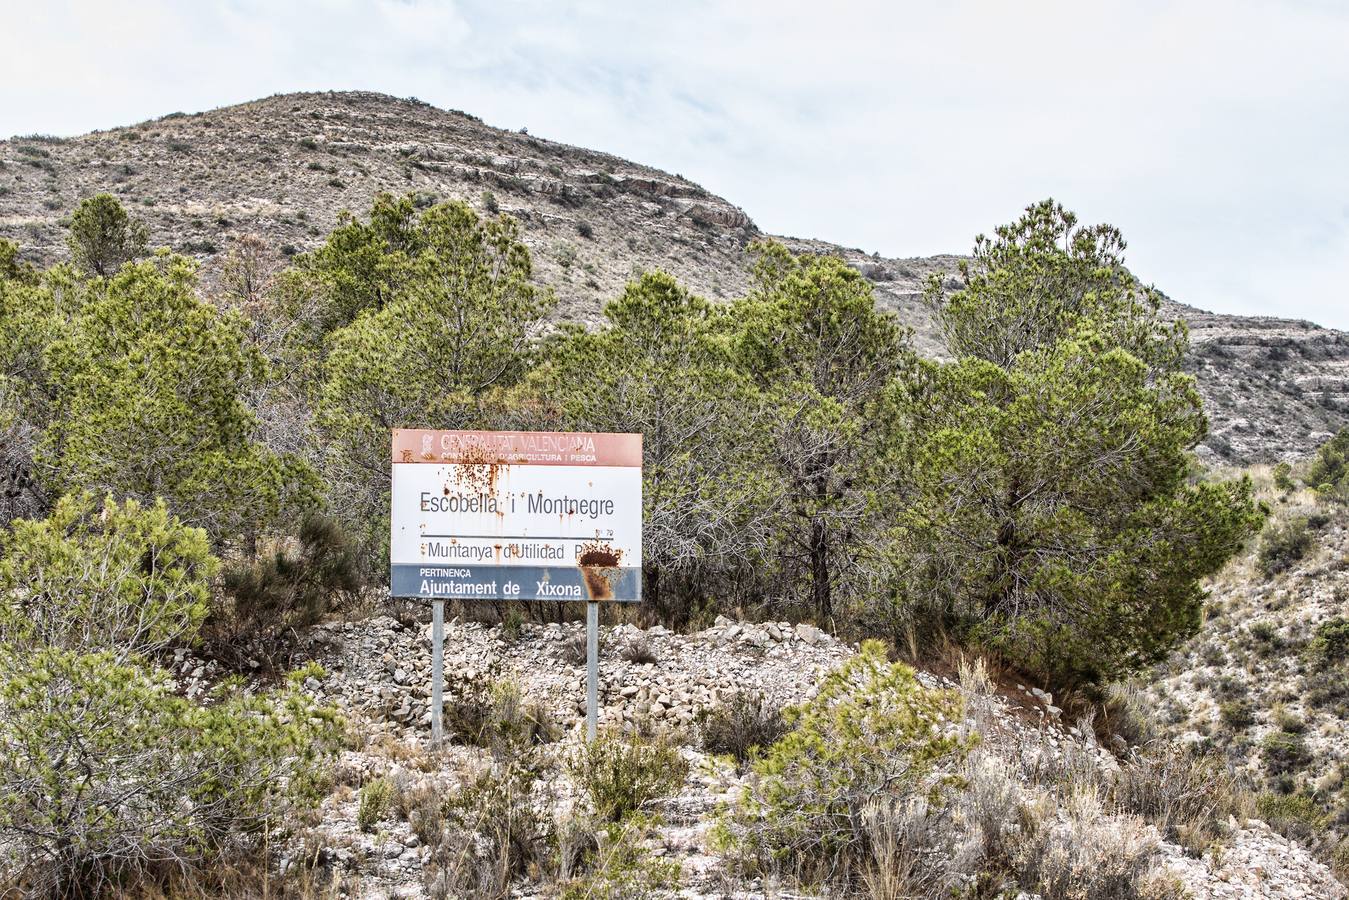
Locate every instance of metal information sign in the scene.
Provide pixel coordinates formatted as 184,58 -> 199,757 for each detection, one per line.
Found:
390,429 -> 643,743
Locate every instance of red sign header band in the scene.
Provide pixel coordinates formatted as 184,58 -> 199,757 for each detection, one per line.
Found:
391,429 -> 642,467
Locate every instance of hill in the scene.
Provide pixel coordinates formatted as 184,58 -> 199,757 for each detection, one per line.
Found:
2,90 -> 1346,462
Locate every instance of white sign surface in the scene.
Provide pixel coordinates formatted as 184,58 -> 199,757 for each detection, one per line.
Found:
389,429 -> 643,601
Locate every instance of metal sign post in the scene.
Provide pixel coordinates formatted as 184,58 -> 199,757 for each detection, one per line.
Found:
586,601 -> 599,741
431,598 -> 444,747
388,429 -> 642,747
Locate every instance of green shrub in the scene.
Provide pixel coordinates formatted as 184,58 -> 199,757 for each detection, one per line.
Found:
1273,461 -> 1296,492
1258,516 -> 1315,577
1262,732 -> 1312,776
1219,699 -> 1256,730
358,775 -> 393,832
1257,792 -> 1325,841
181,238 -> 218,254
0,493 -> 214,659
65,193 -> 147,276
0,650 -> 338,896
1213,673 -> 1248,701
569,729 -> 689,823
1249,621 -> 1279,646
1306,428 -> 1349,495
560,816 -> 681,900
218,513 -> 361,644
0,495 -> 339,895
1311,617 -> 1349,667
699,691 -> 787,765
732,640 -> 973,885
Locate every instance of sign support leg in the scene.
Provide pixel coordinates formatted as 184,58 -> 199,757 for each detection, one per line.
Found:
431,598 -> 444,749
586,601 -> 598,742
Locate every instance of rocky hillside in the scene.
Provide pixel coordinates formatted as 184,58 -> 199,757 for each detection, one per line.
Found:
1141,467 -> 1349,874
2,90 -> 1346,461
166,614 -> 1346,898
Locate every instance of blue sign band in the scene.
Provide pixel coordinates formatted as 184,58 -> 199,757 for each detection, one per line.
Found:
391,564 -> 642,602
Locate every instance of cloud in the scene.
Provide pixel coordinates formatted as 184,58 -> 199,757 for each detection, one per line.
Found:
2,0 -> 1347,327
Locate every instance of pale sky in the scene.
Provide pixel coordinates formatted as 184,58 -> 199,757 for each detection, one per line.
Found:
3,0 -> 1347,328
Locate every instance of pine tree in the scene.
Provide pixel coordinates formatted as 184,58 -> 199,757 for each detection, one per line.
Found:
731,242 -> 910,624
887,200 -> 1264,685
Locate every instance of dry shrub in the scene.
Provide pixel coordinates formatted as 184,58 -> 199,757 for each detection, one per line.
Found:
1014,791 -> 1183,900
1099,681 -> 1160,747
558,815 -> 681,900
568,728 -> 689,823
67,842 -> 357,899
947,753 -> 1028,879
619,634 -> 658,665
397,780 -> 446,849
699,691 -> 787,765
860,797 -> 961,900
422,755 -> 554,900
794,673 -> 1212,900
1113,747 -> 1251,853
730,641 -> 972,887
561,632 -> 588,666
444,676 -> 558,753
555,812 -> 601,883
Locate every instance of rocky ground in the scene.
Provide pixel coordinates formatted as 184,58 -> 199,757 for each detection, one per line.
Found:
2,91 -> 1346,461
155,609 -> 1349,898
1139,468 -> 1349,878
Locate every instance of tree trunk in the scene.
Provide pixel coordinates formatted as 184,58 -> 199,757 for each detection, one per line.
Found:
644,564 -> 662,622
810,517 -> 832,624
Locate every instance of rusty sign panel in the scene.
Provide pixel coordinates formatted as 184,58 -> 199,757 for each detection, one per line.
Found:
389,430 -> 643,602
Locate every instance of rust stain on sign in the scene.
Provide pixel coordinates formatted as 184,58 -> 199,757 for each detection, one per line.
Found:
444,442 -> 511,496
577,541 -> 622,601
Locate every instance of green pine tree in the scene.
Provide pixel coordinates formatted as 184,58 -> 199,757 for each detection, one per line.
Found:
886,200 -> 1264,685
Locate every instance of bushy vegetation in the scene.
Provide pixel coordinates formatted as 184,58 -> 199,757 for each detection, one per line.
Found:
217,512 -> 361,648
722,639 -> 1237,897
0,192 -> 1276,894
1258,515 -> 1318,577
887,201 -> 1264,685
558,816 -> 680,900
357,775 -> 393,832
568,728 -> 689,823
699,691 -> 788,765
444,673 -> 559,752
730,640 -> 973,883
0,495 -> 338,897
65,193 -> 148,277
2,194 -> 1261,690
423,755 -> 555,899
1306,427 -> 1349,499
1311,616 -> 1349,666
